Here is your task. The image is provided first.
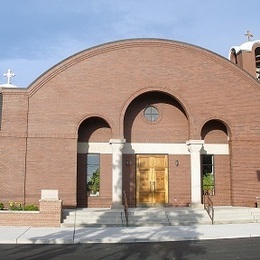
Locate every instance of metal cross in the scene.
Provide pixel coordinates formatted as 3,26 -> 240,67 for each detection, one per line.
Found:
3,69 -> 15,85
244,30 -> 254,41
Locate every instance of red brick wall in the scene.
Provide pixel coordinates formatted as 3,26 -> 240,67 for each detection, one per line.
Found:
230,140 -> 260,207
211,155 -> 231,206
0,91 -> 28,206
25,137 -> 77,207
122,154 -> 136,207
0,137 -> 26,205
168,155 -> 191,207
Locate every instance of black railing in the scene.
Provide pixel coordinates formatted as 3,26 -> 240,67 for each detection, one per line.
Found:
203,191 -> 214,225
123,190 -> 129,227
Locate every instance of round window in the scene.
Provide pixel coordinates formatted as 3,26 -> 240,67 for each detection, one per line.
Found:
144,106 -> 159,122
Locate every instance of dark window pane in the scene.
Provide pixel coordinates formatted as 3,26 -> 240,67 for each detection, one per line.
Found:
202,155 -> 212,164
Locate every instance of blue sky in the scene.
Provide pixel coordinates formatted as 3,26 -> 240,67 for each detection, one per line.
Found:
0,0 -> 259,87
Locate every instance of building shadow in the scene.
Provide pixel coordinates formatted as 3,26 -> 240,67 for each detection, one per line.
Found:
256,170 -> 260,181
8,206 -> 210,260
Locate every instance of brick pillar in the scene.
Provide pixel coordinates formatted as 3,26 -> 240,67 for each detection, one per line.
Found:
40,190 -> 62,226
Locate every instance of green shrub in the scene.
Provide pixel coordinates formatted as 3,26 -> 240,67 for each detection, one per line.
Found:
24,204 -> 39,211
9,201 -> 23,211
87,169 -> 100,193
203,173 -> 214,194
5,201 -> 39,211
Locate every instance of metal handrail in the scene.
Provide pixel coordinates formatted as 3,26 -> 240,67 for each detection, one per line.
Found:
123,190 -> 129,227
203,191 -> 214,225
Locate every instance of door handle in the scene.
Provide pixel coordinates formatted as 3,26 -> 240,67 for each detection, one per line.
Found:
150,181 -> 152,193
153,181 -> 155,191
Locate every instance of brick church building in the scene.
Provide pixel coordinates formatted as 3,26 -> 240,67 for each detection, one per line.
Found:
0,38 -> 259,209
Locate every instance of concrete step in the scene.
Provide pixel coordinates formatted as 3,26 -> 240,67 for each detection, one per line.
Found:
62,209 -> 125,227
127,207 -> 211,226
213,207 -> 260,224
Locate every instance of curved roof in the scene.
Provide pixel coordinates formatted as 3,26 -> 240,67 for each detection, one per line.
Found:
27,38 -> 260,96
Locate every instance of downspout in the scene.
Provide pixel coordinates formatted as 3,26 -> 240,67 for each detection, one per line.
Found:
23,92 -> 30,206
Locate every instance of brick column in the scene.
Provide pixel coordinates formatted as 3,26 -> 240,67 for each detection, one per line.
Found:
109,139 -> 126,208
186,140 -> 204,207
40,190 -> 62,226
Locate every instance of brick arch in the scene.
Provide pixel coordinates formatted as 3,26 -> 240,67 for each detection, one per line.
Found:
200,119 -> 230,143
120,87 -> 192,139
122,89 -> 190,143
75,114 -> 114,140
77,116 -> 112,142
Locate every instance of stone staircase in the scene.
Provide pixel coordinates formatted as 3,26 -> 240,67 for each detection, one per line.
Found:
62,207 -> 211,227
61,207 -> 260,227
213,207 -> 260,224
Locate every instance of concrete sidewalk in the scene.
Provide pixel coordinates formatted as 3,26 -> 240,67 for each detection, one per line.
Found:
1,223 -> 260,244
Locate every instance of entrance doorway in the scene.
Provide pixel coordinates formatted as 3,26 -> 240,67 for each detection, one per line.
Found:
136,154 -> 168,206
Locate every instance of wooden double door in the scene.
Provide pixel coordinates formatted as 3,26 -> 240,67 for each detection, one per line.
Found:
136,155 -> 168,206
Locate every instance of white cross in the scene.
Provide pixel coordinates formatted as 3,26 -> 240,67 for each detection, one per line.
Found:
3,69 -> 15,85
244,30 -> 254,41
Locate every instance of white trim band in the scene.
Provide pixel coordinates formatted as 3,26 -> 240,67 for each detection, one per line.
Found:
78,142 -> 229,155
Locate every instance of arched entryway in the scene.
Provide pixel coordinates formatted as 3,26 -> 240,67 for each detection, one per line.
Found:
201,119 -> 231,205
77,116 -> 112,207
122,91 -> 190,207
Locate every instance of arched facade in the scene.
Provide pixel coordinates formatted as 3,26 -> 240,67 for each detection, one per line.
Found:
0,39 -> 259,208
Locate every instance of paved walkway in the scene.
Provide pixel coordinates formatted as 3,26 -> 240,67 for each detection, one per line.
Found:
1,223 -> 260,244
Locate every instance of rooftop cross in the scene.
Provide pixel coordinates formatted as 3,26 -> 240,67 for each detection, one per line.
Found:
3,69 -> 15,85
244,30 -> 254,41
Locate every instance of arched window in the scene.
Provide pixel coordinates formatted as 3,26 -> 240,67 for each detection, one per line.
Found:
144,105 -> 159,122
255,47 -> 260,80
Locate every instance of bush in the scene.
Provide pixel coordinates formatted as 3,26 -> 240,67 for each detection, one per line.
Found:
87,169 -> 100,194
8,201 -> 39,211
9,201 -> 23,211
203,173 -> 214,194
0,203 -> 4,210
24,204 -> 39,211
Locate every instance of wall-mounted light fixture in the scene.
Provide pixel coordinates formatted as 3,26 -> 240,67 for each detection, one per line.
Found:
175,159 -> 179,167
126,160 -> 132,166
